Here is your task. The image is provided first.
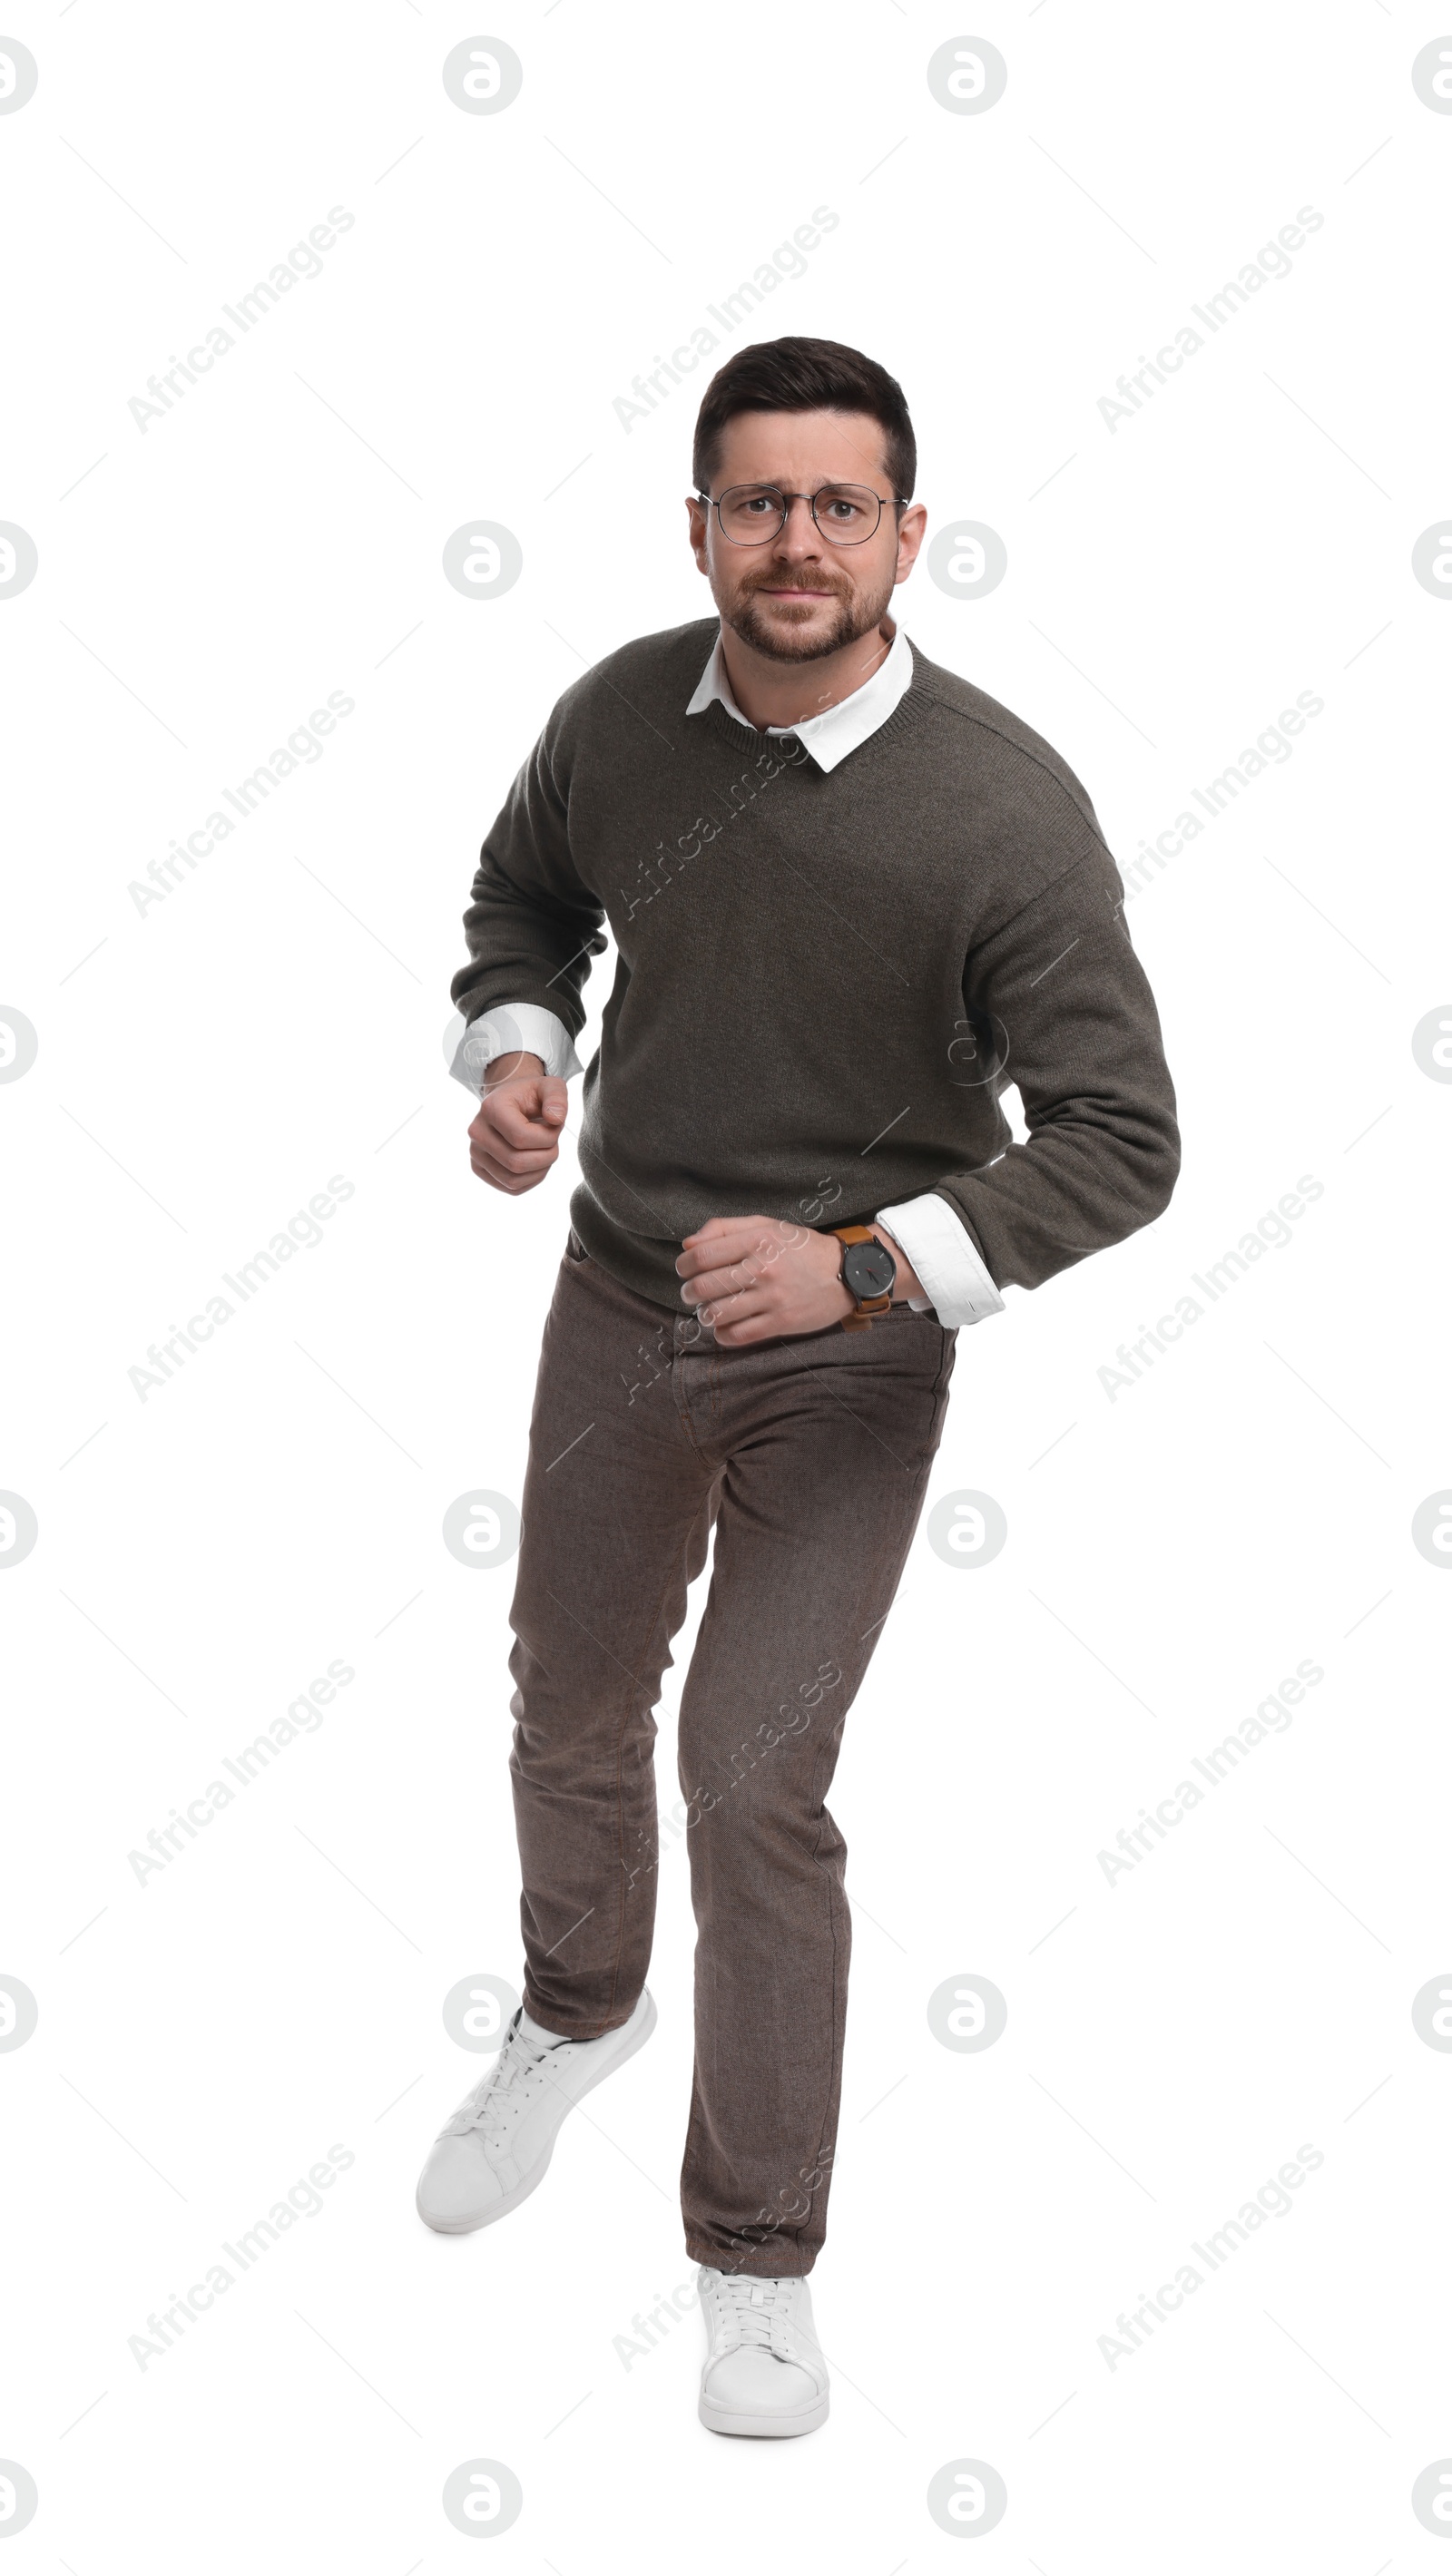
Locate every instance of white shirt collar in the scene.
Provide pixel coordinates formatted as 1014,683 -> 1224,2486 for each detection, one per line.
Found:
684,621 -> 914,774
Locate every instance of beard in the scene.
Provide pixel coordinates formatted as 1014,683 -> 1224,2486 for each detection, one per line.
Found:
724,566 -> 895,664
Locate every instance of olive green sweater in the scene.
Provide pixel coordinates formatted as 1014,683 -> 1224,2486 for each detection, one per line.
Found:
452,619 -> 1179,1312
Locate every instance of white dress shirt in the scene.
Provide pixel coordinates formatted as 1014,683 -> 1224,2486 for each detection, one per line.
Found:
451,626 -> 1006,1329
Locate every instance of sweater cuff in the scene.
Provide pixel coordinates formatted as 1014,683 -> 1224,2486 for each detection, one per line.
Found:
876,1192 -> 1006,1327
449,1003 -> 584,1094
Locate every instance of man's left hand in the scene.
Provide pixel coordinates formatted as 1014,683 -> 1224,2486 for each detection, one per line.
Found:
676,1217 -> 850,1344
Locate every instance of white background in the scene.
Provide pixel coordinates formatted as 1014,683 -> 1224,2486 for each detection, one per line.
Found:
4,1 -> 1450,2566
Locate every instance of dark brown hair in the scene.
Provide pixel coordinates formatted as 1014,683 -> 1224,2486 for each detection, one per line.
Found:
692,336 -> 916,500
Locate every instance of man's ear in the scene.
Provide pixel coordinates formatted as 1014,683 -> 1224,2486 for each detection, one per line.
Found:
685,495 -> 710,573
895,502 -> 928,580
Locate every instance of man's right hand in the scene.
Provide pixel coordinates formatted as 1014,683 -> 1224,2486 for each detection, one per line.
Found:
468,1053 -> 569,1194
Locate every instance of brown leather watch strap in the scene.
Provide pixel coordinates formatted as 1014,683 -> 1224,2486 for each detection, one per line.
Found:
831,1225 -> 893,1332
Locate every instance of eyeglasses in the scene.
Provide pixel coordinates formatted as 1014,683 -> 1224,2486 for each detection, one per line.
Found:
699,483 -> 909,548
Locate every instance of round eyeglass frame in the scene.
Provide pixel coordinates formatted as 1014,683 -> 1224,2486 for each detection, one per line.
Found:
698,484 -> 911,547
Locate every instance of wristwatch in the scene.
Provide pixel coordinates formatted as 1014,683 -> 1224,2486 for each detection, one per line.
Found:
830,1225 -> 897,1332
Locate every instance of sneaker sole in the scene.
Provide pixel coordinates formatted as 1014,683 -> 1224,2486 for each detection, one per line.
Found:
698,2389 -> 830,2438
417,1989 -> 658,2236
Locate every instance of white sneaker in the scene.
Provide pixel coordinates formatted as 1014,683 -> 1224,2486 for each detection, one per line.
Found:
697,2267 -> 830,2437
416,1990 -> 656,2234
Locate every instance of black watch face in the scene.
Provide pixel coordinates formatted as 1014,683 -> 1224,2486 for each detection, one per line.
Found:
843,1238 -> 896,1300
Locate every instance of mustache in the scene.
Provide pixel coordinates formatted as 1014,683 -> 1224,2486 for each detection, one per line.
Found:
741,573 -> 849,599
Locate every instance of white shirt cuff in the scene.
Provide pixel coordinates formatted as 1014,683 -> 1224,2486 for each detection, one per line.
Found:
449,1003 -> 583,1093
876,1192 -> 1005,1327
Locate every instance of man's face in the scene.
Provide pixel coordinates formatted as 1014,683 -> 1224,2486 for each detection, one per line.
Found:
686,409 -> 927,665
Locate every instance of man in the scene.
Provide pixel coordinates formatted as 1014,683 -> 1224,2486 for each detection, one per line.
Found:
418,336 -> 1179,2438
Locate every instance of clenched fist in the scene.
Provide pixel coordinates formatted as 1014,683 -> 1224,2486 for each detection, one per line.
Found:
468,1053 -> 568,1195
676,1215 -> 854,1346
676,1214 -> 923,1347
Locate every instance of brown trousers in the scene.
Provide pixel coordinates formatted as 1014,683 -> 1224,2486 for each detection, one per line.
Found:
506,1234 -> 957,2274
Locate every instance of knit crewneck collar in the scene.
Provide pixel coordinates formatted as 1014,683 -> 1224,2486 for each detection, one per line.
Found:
686,620 -> 917,773
699,666 -> 937,769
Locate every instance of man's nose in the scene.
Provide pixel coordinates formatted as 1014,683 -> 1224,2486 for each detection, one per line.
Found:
771,495 -> 823,553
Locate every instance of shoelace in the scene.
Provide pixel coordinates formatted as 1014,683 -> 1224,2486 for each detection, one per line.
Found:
708,2274 -> 799,2354
445,2020 -> 566,2140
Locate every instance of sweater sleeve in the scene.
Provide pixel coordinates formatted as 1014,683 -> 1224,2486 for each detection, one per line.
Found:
935,843 -> 1180,1291
449,715 -> 608,1043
